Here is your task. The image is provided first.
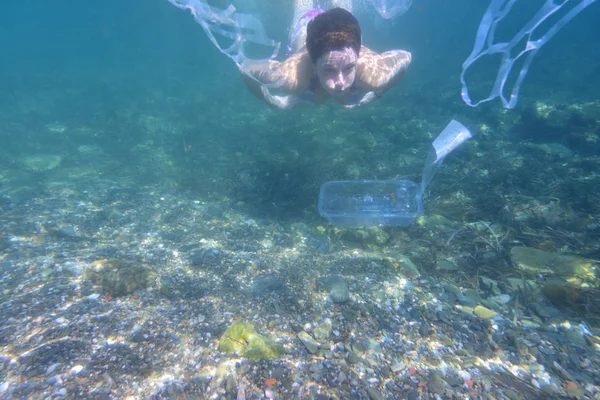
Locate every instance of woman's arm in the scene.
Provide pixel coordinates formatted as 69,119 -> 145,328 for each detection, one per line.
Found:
240,51 -> 314,109
355,46 -> 412,94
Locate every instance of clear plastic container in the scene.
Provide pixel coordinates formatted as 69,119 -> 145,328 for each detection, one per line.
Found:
318,180 -> 423,227
318,120 -> 472,227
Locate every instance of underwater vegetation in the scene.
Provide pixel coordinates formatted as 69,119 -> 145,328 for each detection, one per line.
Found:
219,321 -> 284,359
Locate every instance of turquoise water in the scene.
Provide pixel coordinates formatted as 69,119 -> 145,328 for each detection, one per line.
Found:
1,1 -> 599,398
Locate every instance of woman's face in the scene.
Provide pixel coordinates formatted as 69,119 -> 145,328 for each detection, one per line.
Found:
315,47 -> 357,98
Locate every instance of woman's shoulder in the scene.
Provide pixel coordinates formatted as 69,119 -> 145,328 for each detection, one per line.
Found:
355,46 -> 412,92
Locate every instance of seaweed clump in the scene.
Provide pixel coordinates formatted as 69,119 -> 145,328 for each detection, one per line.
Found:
219,321 -> 283,359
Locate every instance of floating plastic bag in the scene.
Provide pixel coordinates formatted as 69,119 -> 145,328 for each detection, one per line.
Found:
367,0 -> 413,19
461,0 -> 597,109
167,0 -> 281,83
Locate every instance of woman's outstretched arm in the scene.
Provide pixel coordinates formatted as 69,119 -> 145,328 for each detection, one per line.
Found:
240,51 -> 314,109
346,46 -> 412,108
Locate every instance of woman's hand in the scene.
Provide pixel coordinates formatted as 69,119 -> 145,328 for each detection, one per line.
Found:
343,91 -> 380,109
260,86 -> 303,110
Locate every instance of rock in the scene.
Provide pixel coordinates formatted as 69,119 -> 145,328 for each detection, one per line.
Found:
427,376 -> 447,395
407,390 -> 419,400
225,376 -> 235,394
313,319 -> 332,342
367,387 -> 384,400
437,259 -> 458,271
419,322 -> 433,337
318,275 -> 349,303
248,274 -> 284,297
457,294 -> 479,307
188,247 -> 222,267
417,214 -> 457,232
443,283 -> 461,296
384,253 -> 420,278
85,259 -> 156,298
21,154 -> 63,172
505,277 -> 535,292
347,350 -> 359,364
473,305 -> 497,319
541,277 -> 584,309
510,247 -> 595,285
488,294 -> 511,305
390,361 -> 405,373
340,227 -> 389,246
297,331 -> 319,354
480,276 -> 501,295
530,303 -> 560,320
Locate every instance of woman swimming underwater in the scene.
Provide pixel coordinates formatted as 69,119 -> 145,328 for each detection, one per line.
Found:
240,3 -> 412,109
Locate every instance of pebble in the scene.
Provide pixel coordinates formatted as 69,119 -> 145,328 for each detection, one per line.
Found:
225,376 -> 235,394
444,283 -> 461,296
318,275 -> 349,303
407,390 -> 419,400
46,363 -> 61,374
87,293 -> 100,301
297,331 -> 319,354
473,305 -> 497,319
427,377 -> 447,395
367,387 -> 384,400
313,319 -> 332,342
347,350 -> 359,364
488,294 -> 511,304
390,361 -> 405,373
70,365 -> 84,375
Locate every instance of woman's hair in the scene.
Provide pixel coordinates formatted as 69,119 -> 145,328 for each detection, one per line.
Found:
306,8 -> 361,62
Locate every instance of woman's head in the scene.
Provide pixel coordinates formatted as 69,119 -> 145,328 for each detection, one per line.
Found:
306,8 -> 361,97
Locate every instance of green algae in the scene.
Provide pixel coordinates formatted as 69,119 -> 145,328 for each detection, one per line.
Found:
219,321 -> 283,359
85,259 -> 157,297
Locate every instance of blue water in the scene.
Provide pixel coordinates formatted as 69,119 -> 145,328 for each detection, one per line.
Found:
1,1 -> 600,397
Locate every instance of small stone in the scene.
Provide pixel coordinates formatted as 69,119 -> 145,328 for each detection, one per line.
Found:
70,365 -> 84,375
390,361 -> 405,373
225,376 -> 235,394
347,350 -> 359,364
407,390 -> 419,400
367,387 -> 384,400
427,378 -> 446,395
565,330 -> 587,348
46,363 -> 61,374
188,247 -> 222,267
488,294 -> 511,305
444,283 -> 461,296
419,322 -> 433,337
473,305 -> 497,319
438,259 -> 458,271
297,331 -> 319,354
313,319 -> 332,342
318,275 -> 349,303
